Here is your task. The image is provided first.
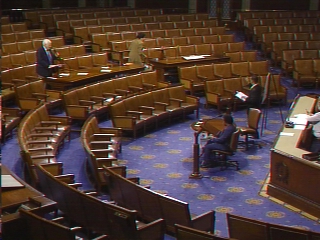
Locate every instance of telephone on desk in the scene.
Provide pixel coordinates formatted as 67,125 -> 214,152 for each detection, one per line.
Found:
285,119 -> 294,128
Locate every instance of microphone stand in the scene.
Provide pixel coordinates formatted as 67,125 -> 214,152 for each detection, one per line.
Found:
190,114 -> 223,179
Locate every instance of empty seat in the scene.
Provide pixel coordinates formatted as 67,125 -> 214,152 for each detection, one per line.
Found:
212,43 -> 228,57
195,44 -> 212,55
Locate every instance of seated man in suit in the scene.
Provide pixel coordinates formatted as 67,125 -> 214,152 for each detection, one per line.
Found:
36,39 -> 59,78
246,75 -> 262,110
201,114 -> 237,168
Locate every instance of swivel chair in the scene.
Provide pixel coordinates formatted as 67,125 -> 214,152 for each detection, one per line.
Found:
239,108 -> 262,150
211,129 -> 240,170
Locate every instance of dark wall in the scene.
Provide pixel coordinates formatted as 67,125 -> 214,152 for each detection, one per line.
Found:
135,0 -> 188,10
51,0 -> 79,8
250,0 -> 310,10
197,0 -> 208,13
2,0 -> 41,9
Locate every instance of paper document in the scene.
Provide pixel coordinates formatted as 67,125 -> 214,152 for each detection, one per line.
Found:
100,69 -> 112,73
182,55 -> 205,60
280,132 -> 295,136
59,73 -> 70,77
48,64 -> 59,69
101,66 -> 110,69
2,175 -> 24,188
289,118 -> 308,125
294,125 -> 306,130
77,72 -> 89,76
294,114 -> 309,118
105,98 -> 114,103
235,91 -> 248,101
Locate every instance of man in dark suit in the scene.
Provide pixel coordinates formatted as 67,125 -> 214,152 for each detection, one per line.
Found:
36,39 -> 58,78
246,75 -> 262,110
201,114 -> 237,168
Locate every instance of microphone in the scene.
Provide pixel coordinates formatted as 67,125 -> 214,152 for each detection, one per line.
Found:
51,48 -> 63,61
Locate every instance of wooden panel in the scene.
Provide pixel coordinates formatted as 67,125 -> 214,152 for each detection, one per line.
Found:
250,0 -> 310,10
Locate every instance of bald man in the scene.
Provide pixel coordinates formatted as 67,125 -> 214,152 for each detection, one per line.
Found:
36,39 -> 58,77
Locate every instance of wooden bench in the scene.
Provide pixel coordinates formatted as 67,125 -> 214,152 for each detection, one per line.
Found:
175,224 -> 237,240
15,80 -> 62,111
62,71 -> 169,121
18,103 -> 71,185
227,213 -> 320,240
109,85 -> 199,138
2,107 -> 21,143
35,164 -> 166,240
104,166 -> 215,233
19,208 -> 108,240
81,115 -> 122,192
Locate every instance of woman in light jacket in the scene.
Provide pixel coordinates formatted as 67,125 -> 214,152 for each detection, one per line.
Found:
128,32 -> 146,65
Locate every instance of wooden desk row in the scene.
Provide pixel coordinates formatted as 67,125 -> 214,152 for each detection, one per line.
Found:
45,63 -> 145,91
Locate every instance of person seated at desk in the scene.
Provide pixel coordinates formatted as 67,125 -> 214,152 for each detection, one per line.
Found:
245,75 -> 262,111
201,114 -> 237,168
306,98 -> 320,138
128,32 -> 146,66
36,39 -> 60,78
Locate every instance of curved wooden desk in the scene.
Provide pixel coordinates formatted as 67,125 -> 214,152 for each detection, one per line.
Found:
267,96 -> 320,218
149,56 -> 230,82
45,64 -> 144,90
2,165 -> 56,239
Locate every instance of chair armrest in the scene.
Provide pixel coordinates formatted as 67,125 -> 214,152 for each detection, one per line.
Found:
48,116 -> 72,125
197,75 -> 208,81
224,89 -> 236,94
128,86 -> 144,92
79,100 -> 96,107
90,141 -> 113,148
2,107 -> 22,116
92,235 -> 109,240
102,93 -> 118,98
41,120 -> 62,126
180,77 -> 194,82
137,218 -> 166,239
169,98 -> 183,106
46,90 -> 62,99
28,147 -> 54,152
28,133 -> 55,139
68,183 -> 83,189
142,82 -> 156,89
138,106 -> 154,114
126,110 -> 143,118
55,174 -> 75,184
115,89 -> 130,96
12,79 -> 27,84
191,210 -> 215,232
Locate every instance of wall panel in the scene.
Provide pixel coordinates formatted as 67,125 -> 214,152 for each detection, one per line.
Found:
250,0 -> 310,10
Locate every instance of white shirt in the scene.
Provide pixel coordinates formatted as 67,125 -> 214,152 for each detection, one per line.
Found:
306,112 -> 320,137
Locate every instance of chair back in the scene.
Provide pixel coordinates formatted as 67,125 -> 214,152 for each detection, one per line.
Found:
248,108 -> 262,130
229,129 -> 240,152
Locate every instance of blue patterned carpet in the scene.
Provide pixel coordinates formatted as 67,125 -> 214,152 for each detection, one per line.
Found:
3,31 -> 320,238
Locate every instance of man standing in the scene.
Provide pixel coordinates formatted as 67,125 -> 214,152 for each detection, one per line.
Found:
201,114 -> 237,168
36,39 -> 58,78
